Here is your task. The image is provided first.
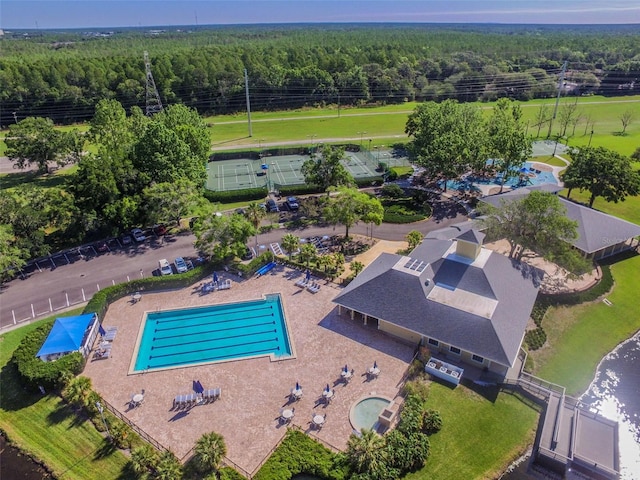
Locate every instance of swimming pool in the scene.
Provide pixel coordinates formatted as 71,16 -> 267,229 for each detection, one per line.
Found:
440,161 -> 558,192
132,294 -> 292,372
350,396 -> 392,432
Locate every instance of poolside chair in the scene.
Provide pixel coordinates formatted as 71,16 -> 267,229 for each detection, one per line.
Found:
102,327 -> 117,342
212,387 -> 221,400
307,282 -> 321,293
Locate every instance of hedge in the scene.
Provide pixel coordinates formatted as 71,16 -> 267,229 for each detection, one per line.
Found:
12,321 -> 85,391
273,184 -> 324,196
204,187 -> 268,203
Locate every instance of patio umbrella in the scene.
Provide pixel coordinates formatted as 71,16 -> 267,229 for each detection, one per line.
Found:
305,269 -> 311,281
213,272 -> 219,283
325,384 -> 330,393
295,382 -> 300,391
192,380 -> 198,393
344,364 -> 348,373
373,361 -> 378,369
195,380 -> 204,394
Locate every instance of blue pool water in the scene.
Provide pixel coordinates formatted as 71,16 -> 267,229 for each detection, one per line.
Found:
350,397 -> 391,432
440,161 -> 557,192
134,294 -> 291,371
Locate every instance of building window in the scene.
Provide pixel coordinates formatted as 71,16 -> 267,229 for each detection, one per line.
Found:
428,338 -> 439,347
472,354 -> 484,364
449,346 -> 461,355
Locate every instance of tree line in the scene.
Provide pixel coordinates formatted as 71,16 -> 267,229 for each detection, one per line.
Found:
1,24 -> 639,126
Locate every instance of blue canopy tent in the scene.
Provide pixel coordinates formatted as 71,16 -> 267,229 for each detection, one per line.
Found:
36,313 -> 98,361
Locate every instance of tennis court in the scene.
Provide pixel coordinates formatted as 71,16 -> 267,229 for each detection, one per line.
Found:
206,149 -> 408,192
532,140 -> 569,157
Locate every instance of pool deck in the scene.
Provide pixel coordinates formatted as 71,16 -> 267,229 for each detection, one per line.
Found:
83,265 -> 415,475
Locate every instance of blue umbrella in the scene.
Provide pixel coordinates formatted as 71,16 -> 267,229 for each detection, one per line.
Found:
373,361 -> 378,369
325,383 -> 330,393
213,272 -> 219,283
196,380 -> 204,394
192,380 -> 198,393
344,364 -> 348,373
295,382 -> 300,391
305,269 -> 311,281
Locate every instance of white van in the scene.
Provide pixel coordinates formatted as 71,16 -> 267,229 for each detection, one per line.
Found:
159,259 -> 173,275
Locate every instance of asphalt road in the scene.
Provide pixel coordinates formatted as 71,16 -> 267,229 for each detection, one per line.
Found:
0,198 -> 467,330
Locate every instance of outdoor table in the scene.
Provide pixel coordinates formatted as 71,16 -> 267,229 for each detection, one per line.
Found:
368,367 -> 380,376
291,388 -> 303,399
312,415 -> 325,427
341,370 -> 352,380
132,292 -> 142,303
133,393 -> 144,405
282,409 -> 294,420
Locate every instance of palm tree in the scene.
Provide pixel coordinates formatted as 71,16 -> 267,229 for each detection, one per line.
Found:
194,431 -> 227,473
130,444 -> 157,477
350,260 -> 364,276
346,428 -> 388,476
245,202 -> 266,248
281,233 -> 300,260
155,450 -> 182,480
63,375 -> 92,408
298,242 -> 317,267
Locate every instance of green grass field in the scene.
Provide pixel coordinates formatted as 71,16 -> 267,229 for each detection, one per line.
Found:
407,383 -> 539,480
531,254 -> 640,396
0,312 -> 130,480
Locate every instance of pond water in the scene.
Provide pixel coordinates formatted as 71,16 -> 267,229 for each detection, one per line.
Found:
0,436 -> 52,480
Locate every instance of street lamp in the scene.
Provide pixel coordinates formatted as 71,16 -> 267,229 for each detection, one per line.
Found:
357,131 -> 367,147
307,134 -> 317,157
588,130 -> 594,147
95,401 -> 111,441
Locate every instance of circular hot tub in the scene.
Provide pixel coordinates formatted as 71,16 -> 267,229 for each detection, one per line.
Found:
349,396 -> 393,432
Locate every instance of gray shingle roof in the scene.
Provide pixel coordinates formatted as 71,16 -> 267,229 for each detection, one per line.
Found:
333,239 -> 543,367
481,188 -> 640,254
456,229 -> 485,244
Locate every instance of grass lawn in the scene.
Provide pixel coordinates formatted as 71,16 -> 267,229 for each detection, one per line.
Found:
406,383 -> 539,480
0,312 -> 130,480
529,253 -> 640,396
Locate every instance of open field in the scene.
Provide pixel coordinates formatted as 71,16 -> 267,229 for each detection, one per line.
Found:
0,310 -> 130,480
2,95 -> 640,156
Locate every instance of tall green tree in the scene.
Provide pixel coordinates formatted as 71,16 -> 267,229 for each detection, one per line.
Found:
194,213 -> 255,261
323,187 -> 383,238
298,242 -> 317,267
89,99 -> 134,156
143,179 -> 201,226
194,431 -> 227,474
5,117 -> 79,174
0,225 -> 26,278
479,191 -> 589,273
130,444 -> 158,478
563,146 -> 640,207
301,145 -> 354,193
245,202 -> 266,248
486,98 -> 533,192
62,376 -> 92,408
405,99 -> 485,192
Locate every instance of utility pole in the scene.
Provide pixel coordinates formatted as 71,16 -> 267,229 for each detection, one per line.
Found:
245,69 -> 252,137
144,51 -> 163,116
547,61 -> 567,138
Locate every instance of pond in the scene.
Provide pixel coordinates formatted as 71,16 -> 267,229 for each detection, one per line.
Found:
0,436 -> 52,480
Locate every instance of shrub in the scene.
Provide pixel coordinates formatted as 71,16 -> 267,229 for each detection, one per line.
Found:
525,327 -> 547,350
422,409 -> 443,435
383,204 -> 427,224
253,429 -> 347,480
12,321 -> 85,391
218,467 -> 247,480
403,379 -> 430,401
381,184 -> 404,198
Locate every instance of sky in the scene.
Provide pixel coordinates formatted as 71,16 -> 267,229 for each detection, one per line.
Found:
2,0 -> 639,29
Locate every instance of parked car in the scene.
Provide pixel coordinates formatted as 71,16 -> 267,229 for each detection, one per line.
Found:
266,199 -> 279,213
131,228 -> 146,242
159,259 -> 173,276
95,241 -> 109,253
121,235 -> 133,246
153,224 -> 167,236
284,196 -> 299,211
174,257 -> 188,273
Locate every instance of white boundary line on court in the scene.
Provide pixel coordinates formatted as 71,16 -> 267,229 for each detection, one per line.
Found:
346,153 -> 372,177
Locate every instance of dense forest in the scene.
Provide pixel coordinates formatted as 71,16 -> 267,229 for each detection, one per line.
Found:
1,23 -> 639,126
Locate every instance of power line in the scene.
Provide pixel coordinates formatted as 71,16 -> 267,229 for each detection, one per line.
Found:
144,51 -> 163,116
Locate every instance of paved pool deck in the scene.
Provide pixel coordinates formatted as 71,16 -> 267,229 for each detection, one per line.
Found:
83,265 -> 414,475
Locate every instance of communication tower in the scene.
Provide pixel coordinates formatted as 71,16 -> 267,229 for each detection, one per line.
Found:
144,51 -> 163,116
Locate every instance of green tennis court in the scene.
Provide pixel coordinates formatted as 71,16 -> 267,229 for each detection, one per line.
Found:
206,149 -> 408,191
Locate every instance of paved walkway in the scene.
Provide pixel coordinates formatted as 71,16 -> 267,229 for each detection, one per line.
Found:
84,266 -> 414,475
